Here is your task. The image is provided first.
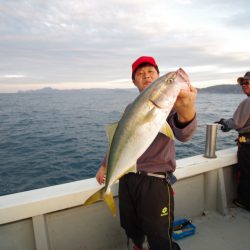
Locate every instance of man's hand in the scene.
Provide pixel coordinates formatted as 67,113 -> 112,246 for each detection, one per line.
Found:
174,86 -> 197,123
215,119 -> 231,132
96,165 -> 106,184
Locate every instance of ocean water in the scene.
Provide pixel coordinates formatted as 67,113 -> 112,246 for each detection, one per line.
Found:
0,89 -> 244,196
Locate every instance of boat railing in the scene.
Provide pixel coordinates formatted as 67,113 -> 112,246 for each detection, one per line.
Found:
0,125 -> 238,250
0,147 -> 237,226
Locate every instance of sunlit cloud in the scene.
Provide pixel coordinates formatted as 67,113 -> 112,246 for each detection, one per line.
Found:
0,0 -> 250,92
2,74 -> 25,78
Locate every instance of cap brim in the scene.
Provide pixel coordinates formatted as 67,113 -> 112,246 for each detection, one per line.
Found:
237,76 -> 250,83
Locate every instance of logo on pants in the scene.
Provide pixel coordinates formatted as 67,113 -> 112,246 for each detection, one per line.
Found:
161,207 -> 168,216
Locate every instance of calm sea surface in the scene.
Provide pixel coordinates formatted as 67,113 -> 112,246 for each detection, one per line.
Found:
0,89 -> 245,196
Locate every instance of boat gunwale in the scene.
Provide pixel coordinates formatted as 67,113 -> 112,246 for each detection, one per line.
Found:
0,147 -> 237,225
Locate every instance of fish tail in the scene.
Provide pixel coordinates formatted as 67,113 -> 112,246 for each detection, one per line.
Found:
83,187 -> 105,205
83,187 -> 116,216
103,192 -> 116,216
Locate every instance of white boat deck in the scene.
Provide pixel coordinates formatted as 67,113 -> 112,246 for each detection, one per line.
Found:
117,207 -> 250,250
2,147 -> 250,250
178,207 -> 250,250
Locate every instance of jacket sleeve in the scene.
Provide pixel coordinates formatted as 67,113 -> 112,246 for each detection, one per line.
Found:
168,110 -> 197,142
232,97 -> 250,130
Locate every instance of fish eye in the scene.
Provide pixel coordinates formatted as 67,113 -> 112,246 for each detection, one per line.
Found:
166,78 -> 174,84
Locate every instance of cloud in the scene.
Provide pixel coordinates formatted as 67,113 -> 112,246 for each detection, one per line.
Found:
2,74 -> 25,78
0,0 -> 250,92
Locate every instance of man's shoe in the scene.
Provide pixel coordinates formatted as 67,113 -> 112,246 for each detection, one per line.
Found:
133,243 -> 150,250
233,199 -> 250,211
233,198 -> 246,209
133,245 -> 142,250
172,241 -> 181,250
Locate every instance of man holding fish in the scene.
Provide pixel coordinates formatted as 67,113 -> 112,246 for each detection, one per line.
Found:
95,56 -> 197,250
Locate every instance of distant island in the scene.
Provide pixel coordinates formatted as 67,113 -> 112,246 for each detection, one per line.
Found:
198,84 -> 242,94
16,84 -> 243,94
17,87 -> 60,94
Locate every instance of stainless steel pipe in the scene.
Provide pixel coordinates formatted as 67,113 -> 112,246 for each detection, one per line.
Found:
204,123 -> 220,158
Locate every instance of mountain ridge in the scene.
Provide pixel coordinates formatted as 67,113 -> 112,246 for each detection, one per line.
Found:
15,84 -> 243,94
198,84 -> 242,94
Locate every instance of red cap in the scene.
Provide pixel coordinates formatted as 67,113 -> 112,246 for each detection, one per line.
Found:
132,56 -> 158,79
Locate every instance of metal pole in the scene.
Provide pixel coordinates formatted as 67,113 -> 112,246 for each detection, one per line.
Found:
204,123 -> 219,158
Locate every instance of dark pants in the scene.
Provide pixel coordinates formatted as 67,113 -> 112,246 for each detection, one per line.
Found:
237,143 -> 250,209
119,173 -> 177,250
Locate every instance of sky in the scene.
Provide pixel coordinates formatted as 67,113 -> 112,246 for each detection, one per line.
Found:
0,0 -> 250,93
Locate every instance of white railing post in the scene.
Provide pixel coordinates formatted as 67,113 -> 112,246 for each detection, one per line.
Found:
32,215 -> 50,250
217,169 -> 229,215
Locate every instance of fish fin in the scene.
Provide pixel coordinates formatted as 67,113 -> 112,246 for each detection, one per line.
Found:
83,187 -> 117,216
125,164 -> 137,174
160,122 -> 175,140
84,187 -> 105,205
108,165 -> 137,184
103,192 -> 116,216
105,122 -> 118,146
109,165 -> 137,189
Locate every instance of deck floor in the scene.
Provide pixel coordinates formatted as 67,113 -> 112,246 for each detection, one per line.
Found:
116,207 -> 250,250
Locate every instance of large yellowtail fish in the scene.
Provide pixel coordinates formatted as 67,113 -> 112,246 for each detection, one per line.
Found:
84,68 -> 191,215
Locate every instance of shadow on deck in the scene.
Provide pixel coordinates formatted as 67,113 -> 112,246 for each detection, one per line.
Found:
117,207 -> 250,250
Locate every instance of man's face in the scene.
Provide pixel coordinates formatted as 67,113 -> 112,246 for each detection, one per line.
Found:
133,65 -> 159,92
240,80 -> 250,96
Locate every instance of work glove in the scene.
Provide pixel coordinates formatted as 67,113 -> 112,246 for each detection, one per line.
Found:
214,119 -> 231,132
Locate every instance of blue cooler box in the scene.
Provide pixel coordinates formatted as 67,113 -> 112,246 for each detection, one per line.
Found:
172,219 -> 196,240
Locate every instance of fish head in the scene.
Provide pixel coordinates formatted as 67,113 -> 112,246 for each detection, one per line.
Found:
159,68 -> 190,92
148,68 -> 190,110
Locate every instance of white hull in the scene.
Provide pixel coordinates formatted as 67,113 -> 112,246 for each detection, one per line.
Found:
1,147 -> 249,250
